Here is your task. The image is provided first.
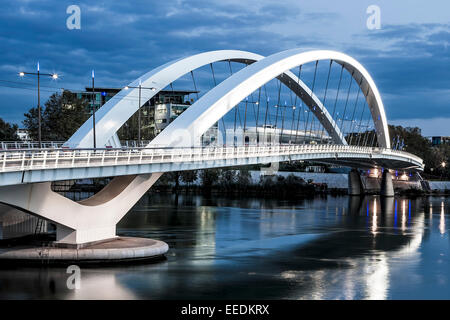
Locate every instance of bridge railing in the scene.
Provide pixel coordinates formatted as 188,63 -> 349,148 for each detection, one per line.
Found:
0,141 -> 424,166
0,141 -> 65,150
0,140 -> 153,150
0,144 -> 423,173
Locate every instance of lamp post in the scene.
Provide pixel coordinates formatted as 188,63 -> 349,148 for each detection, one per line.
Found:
124,81 -> 156,145
91,70 -> 96,149
19,62 -> 58,149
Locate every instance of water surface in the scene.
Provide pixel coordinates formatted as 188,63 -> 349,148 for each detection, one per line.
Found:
0,194 -> 448,300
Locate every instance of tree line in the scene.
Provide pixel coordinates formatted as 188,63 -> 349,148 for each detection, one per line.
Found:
155,168 -> 316,197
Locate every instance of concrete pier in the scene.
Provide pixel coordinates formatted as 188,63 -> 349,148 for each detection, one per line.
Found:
348,169 -> 364,196
380,170 -> 395,197
0,237 -> 169,265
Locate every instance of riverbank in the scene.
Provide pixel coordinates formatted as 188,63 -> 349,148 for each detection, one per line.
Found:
152,170 -> 450,197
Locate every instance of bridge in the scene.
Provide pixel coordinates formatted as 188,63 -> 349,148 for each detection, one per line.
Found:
0,49 -> 424,246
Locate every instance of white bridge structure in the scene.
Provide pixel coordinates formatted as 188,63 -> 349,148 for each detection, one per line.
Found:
0,49 -> 423,245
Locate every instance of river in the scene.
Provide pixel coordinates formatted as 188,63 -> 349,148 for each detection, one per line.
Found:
0,194 -> 448,300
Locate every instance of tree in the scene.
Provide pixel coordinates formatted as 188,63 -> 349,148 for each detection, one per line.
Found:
219,169 -> 236,190
199,169 -> 220,189
388,125 -> 439,175
180,170 -> 198,187
385,124 -> 450,179
236,169 -> 252,190
0,118 -> 19,141
23,90 -> 89,141
432,144 -> 450,179
165,171 -> 181,190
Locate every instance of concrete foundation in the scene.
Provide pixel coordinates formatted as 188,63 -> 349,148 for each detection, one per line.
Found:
380,170 -> 395,197
348,169 -> 364,196
0,237 -> 168,265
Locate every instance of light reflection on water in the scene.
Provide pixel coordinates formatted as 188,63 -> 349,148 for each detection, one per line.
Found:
0,194 -> 449,300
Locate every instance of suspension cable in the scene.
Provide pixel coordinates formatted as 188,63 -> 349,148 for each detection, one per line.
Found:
306,60 -> 319,143
347,77 -> 364,145
293,65 -> 303,144
338,70 -> 355,139
289,79 -> 296,144
319,60 -> 333,144
274,77 -> 282,132
330,63 -> 344,143
285,79 -> 294,144
362,90 -> 373,147
355,86 -> 371,146
363,122 -> 372,147
255,87 -> 261,143
263,85 -> 270,144
280,98 -> 287,144
243,96 -> 248,144
190,71 -> 199,101
370,127 -> 377,147
210,63 -> 226,143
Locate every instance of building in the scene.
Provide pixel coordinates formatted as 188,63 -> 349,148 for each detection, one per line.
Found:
77,87 -> 121,114
75,88 -> 200,141
431,136 -> 450,146
306,165 -> 326,173
16,128 -> 30,141
149,90 -> 198,135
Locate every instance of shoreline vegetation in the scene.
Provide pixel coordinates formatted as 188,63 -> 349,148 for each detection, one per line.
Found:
149,168 -> 450,198
56,167 -> 450,200
153,168 -> 321,198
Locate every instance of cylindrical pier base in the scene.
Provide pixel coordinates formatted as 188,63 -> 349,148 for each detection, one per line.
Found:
380,170 -> 395,197
348,169 -> 364,196
0,237 -> 169,265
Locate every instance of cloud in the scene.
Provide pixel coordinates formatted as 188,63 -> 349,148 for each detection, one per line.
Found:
0,0 -> 448,136
390,117 -> 450,137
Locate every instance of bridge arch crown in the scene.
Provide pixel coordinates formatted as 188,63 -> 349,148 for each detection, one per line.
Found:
65,49 -> 389,151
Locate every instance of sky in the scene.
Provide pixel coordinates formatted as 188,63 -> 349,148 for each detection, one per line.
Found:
0,0 -> 449,136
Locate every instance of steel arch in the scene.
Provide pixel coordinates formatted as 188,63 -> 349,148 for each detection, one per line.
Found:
150,49 -> 390,149
65,50 -> 349,148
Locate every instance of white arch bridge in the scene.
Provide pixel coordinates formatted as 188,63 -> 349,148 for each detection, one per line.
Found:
0,49 -> 423,245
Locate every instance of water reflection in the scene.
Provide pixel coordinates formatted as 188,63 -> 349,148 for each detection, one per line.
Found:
0,194 -> 449,299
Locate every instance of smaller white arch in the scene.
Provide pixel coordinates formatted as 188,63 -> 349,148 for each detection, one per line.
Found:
65,50 -> 348,149
65,50 -> 263,148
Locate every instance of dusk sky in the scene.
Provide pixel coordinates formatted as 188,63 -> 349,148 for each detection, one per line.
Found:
0,0 -> 449,136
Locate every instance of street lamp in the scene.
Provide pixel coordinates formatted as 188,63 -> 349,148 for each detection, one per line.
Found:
124,81 -> 156,145
91,70 -> 96,149
19,62 -> 58,148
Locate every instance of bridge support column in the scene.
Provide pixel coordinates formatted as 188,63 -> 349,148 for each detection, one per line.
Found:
380,169 -> 395,197
348,169 -> 364,196
0,173 -> 163,245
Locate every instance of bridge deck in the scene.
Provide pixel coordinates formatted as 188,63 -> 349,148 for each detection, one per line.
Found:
0,144 -> 423,187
